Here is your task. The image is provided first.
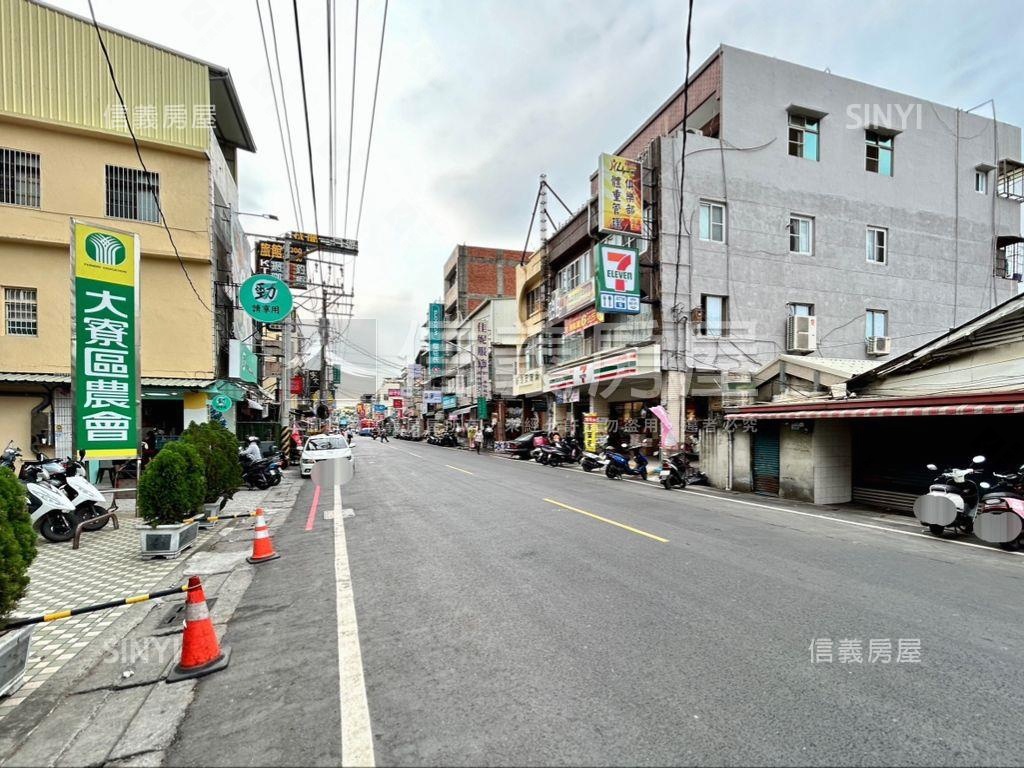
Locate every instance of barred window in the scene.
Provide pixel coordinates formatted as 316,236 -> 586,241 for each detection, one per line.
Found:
105,165 -> 159,223
5,288 -> 38,336
1,148 -> 41,208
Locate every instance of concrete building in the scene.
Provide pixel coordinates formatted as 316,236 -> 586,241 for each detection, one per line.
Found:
518,44 -> 1022,457
447,298 -> 517,436
0,0 -> 255,455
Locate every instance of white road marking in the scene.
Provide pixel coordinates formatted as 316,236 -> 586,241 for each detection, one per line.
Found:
333,484 -> 376,767
684,488 -> 1024,558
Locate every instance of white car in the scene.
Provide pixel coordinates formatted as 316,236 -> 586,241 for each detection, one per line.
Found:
300,435 -> 354,478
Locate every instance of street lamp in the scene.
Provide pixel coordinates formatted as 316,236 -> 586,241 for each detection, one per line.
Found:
212,203 -> 279,220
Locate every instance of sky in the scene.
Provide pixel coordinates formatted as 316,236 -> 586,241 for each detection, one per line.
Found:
48,0 -> 1024,378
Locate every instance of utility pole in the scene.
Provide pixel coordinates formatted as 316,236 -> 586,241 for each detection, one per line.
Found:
319,284 -> 330,426
279,242 -> 292,432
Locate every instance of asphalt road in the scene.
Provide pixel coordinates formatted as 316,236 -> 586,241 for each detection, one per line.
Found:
170,437 -> 1024,767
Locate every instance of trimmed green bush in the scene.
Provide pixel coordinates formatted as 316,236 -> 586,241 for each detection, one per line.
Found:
137,442 -> 206,527
0,467 -> 36,625
181,420 -> 243,502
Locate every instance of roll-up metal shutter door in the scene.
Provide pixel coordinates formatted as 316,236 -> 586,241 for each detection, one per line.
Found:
753,424 -> 780,496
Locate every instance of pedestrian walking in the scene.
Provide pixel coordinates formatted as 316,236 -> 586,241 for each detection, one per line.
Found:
380,427 -> 390,443
474,427 -> 483,454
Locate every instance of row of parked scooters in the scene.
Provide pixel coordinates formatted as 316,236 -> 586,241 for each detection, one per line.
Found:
913,455 -> 1024,550
424,431 -> 459,448
1,441 -> 111,543
529,435 -> 709,489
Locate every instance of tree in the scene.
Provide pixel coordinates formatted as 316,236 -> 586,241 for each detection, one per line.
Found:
181,421 -> 243,502
0,467 -> 37,625
137,442 -> 206,526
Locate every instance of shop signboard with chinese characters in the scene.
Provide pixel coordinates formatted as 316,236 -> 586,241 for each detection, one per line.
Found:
429,303 -> 444,378
442,394 -> 457,410
583,413 -> 609,453
597,153 -> 642,236
387,388 -> 400,398
564,307 -> 604,337
549,278 -> 595,322
474,319 -> 491,400
595,243 -> 640,315
71,220 -> 141,459
423,390 -> 443,405
255,240 -> 308,289
239,274 -> 293,324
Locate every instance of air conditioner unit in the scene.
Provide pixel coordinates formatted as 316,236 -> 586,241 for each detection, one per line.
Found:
866,336 -> 891,356
785,315 -> 817,353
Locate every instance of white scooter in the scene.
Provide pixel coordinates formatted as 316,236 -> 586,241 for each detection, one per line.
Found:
24,466 -> 81,542
54,459 -> 110,531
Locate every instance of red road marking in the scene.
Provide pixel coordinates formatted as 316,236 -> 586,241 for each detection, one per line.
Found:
305,484 -> 321,531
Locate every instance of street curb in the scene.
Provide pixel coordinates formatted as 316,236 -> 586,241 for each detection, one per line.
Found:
0,476 -> 302,766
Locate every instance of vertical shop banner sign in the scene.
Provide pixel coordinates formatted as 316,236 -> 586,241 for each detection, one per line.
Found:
474,319 -> 491,400
428,303 -> 444,378
71,221 -> 141,459
583,413 -> 609,454
649,404 -> 675,448
595,243 -> 640,315
598,153 -> 642,236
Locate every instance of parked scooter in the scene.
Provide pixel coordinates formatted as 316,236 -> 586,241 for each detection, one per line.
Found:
604,443 -> 648,481
913,455 -> 985,537
579,446 -> 607,472
50,458 -> 110,531
541,437 -> 581,467
974,466 -> 1024,551
659,451 -> 687,490
5,449 -> 81,542
238,452 -> 280,490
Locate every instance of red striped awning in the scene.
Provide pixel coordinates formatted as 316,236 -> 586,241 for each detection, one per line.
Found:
724,402 -> 1024,421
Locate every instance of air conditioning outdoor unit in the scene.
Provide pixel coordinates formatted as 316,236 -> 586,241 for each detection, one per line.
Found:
866,336 -> 892,356
785,315 -> 817,353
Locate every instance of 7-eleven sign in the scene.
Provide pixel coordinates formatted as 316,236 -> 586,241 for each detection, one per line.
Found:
595,243 -> 640,315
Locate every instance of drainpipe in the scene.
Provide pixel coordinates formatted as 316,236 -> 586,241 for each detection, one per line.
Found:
726,427 -> 734,491
31,385 -> 55,459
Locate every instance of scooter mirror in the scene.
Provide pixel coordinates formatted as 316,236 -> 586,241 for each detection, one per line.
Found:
972,455 -> 986,464
979,481 -> 991,489
926,463 -> 938,471
621,443 -> 629,448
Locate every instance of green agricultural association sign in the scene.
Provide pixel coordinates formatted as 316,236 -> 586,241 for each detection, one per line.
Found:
210,394 -> 233,413
71,221 -> 141,459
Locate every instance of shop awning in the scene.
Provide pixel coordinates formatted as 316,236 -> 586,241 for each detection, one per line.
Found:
450,406 -> 473,417
725,402 -> 1024,420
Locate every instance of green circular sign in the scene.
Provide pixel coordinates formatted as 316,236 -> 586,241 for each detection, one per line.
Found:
240,274 -> 293,323
210,394 -> 233,413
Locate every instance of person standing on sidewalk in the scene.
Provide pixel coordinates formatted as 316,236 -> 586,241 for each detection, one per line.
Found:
474,427 -> 483,454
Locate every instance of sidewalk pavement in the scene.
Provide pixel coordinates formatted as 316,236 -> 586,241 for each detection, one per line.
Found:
0,471 -> 302,767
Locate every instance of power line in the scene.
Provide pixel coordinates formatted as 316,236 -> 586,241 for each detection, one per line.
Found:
256,0 -> 301,228
268,0 -> 305,229
355,0 -> 388,240
343,0 -> 360,235
327,0 -> 336,235
292,0 -> 320,237
87,0 -> 211,313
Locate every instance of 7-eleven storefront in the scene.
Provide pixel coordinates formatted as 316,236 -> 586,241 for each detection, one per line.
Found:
718,395 -> 1024,509
544,345 -> 662,451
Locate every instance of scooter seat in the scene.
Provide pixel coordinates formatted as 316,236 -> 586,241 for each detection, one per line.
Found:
983,491 -> 1023,500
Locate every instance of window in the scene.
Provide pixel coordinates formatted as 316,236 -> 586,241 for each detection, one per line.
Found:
789,215 -> 814,254
865,131 -> 893,176
866,226 -> 887,264
975,170 -> 988,194
559,331 -> 585,362
865,309 -> 888,339
525,285 -> 543,317
788,115 -> 819,161
105,164 -> 160,223
788,303 -> 814,317
699,201 -> 725,243
1,148 -> 41,208
557,259 -> 580,293
701,294 -> 727,337
4,288 -> 37,336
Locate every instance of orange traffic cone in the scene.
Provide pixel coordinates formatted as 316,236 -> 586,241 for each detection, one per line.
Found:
166,576 -> 231,683
247,507 -> 280,564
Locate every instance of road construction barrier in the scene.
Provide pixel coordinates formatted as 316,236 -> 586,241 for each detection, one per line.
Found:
247,507 -> 280,564
1,583 -> 192,631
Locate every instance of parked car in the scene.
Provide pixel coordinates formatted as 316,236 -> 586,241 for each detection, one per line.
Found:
506,431 -> 548,460
300,435 -> 355,478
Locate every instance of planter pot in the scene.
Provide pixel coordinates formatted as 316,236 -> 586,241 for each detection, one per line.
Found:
198,496 -> 226,530
138,521 -> 199,559
0,625 -> 35,698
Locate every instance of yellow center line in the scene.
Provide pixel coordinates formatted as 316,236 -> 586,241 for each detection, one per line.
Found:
445,464 -> 475,476
543,498 -> 669,543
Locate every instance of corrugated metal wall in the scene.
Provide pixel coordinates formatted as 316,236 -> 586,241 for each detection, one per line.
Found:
0,0 -> 209,151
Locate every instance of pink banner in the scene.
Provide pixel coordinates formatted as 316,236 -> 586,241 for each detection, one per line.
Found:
649,405 -> 675,448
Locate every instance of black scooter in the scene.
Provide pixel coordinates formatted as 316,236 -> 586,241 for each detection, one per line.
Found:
540,437 -> 582,467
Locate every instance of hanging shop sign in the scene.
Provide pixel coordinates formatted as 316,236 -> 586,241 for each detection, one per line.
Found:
549,278 -> 596,321
595,243 -> 640,315
564,307 -> 604,337
597,153 -> 643,236
583,413 -> 609,453
423,390 -> 443,405
71,220 -> 141,459
255,240 -> 308,289
442,394 -> 458,410
210,393 -> 233,413
393,398 -> 404,409
477,397 -> 488,419
429,303 -> 445,378
474,319 -> 492,401
373,403 -> 387,413
387,388 -> 400,398
285,231 -> 359,255
239,274 -> 293,323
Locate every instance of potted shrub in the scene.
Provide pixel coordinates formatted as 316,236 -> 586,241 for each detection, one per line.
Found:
136,442 -> 205,559
181,421 -> 242,528
0,466 -> 38,698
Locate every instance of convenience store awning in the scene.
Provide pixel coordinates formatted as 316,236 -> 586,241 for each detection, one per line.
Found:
725,401 -> 1024,420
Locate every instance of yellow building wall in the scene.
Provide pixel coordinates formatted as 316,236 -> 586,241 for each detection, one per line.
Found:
0,396 -> 35,460
0,119 -> 214,379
